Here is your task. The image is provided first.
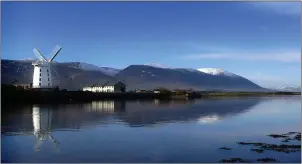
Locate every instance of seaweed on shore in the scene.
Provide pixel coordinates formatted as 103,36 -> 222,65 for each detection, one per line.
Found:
273,132 -> 301,142
250,149 -> 264,153
293,134 -> 301,141
260,144 -> 301,153
282,132 -> 300,136
219,132 -> 300,163
237,142 -> 301,154
237,142 -> 264,146
219,158 -> 248,163
281,138 -> 291,142
219,147 -> 232,150
267,134 -> 288,138
261,144 -> 300,149
257,157 -> 278,163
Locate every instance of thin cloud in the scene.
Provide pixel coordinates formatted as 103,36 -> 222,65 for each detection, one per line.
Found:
246,73 -> 284,82
248,2 -> 301,15
184,51 -> 300,63
244,73 -> 292,88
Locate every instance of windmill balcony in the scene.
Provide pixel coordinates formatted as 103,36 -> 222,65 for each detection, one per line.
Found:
32,61 -> 44,66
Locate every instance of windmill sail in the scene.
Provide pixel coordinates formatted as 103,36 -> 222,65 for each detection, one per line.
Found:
49,45 -> 62,62
32,45 -> 62,89
33,48 -> 48,62
50,65 -> 60,86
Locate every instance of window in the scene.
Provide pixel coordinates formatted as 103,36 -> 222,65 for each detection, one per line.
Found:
40,69 -> 41,72
47,69 -> 49,72
40,73 -> 41,76
48,73 -> 49,76
48,83 -> 50,86
39,83 -> 41,86
39,78 -> 41,81
48,78 -> 50,81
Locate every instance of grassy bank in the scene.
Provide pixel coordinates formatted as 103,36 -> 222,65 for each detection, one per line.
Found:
201,91 -> 300,97
2,84 -> 300,106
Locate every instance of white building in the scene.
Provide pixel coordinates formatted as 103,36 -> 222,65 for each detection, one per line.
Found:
32,61 -> 52,88
83,81 -> 126,93
32,46 -> 61,89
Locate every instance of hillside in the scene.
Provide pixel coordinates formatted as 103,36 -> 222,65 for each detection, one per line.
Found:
277,86 -> 301,92
1,59 -> 266,91
1,60 -> 116,91
116,65 -> 264,91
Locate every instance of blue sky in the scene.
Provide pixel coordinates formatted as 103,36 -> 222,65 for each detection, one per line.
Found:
1,2 -> 300,88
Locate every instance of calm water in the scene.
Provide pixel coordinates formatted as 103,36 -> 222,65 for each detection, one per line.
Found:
2,96 -> 301,163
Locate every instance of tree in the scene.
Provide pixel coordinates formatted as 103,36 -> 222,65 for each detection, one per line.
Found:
154,87 -> 171,93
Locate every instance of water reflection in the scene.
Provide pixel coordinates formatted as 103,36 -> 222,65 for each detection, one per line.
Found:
120,98 -> 260,126
197,114 -> 220,124
32,106 -> 59,152
2,98 -> 261,134
2,96 -> 300,163
84,100 -> 126,113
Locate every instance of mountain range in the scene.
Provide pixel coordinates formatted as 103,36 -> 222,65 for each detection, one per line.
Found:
276,86 -> 301,92
2,59 -> 271,91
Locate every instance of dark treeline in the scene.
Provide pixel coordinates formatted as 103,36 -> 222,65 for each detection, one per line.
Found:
1,85 -> 192,106
2,84 -> 300,106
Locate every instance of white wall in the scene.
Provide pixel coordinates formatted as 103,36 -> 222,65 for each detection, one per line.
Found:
83,86 -> 114,92
32,63 -> 52,88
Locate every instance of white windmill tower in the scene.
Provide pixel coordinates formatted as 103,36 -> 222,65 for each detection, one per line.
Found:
32,105 -> 59,152
32,45 -> 62,89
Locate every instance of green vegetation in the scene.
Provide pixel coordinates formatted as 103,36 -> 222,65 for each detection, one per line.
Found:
201,91 -> 300,97
2,84 -> 300,106
2,84 -> 174,106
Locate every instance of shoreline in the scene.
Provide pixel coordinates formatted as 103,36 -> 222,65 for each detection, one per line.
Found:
2,84 -> 300,106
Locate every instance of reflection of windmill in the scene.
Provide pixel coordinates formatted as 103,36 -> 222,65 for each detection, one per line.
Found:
32,45 -> 62,88
32,105 -> 59,152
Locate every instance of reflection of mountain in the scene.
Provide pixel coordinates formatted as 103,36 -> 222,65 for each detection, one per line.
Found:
2,98 -> 261,134
118,98 -> 261,126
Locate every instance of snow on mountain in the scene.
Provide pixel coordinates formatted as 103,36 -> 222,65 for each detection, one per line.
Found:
197,68 -> 237,77
20,58 -> 36,61
197,114 -> 220,124
144,64 -> 239,77
78,62 -> 121,76
99,67 -> 121,76
146,63 -> 200,73
18,59 -> 240,78
175,68 -> 202,73
145,63 -> 172,69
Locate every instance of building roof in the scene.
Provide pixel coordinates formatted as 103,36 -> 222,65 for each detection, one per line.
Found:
90,81 -> 125,87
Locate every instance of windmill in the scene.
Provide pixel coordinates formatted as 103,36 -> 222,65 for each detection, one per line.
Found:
32,45 -> 62,89
32,105 -> 59,152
